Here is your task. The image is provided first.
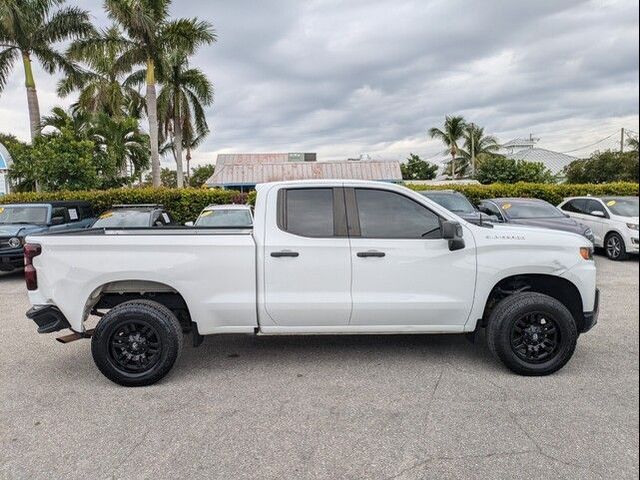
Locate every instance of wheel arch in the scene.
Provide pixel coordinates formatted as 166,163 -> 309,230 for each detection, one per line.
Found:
481,274 -> 585,332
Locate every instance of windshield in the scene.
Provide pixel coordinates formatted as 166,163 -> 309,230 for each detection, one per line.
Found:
195,209 -> 252,227
500,201 -> 564,219
421,193 -> 475,214
0,205 -> 48,225
92,210 -> 151,228
603,197 -> 639,217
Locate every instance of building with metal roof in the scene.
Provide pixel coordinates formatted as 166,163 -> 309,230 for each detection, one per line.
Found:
508,147 -> 577,177
0,142 -> 12,195
205,152 -> 403,191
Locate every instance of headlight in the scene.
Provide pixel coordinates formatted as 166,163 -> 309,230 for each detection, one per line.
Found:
8,237 -> 23,249
626,223 -> 639,231
580,247 -> 594,260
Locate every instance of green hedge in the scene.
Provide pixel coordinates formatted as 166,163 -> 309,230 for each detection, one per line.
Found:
405,182 -> 639,205
0,188 -> 248,224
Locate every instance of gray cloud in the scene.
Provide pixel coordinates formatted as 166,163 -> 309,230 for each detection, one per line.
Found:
0,0 -> 638,166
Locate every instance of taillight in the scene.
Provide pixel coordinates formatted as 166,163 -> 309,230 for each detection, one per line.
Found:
24,243 -> 42,291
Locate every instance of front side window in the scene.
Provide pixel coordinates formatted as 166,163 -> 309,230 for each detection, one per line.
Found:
585,200 -> 607,217
560,199 -> 587,214
282,188 -> 335,237
355,189 -> 441,239
480,202 -> 504,221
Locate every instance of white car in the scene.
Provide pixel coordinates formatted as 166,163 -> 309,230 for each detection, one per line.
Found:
558,196 -> 639,261
24,180 -> 598,386
187,204 -> 253,228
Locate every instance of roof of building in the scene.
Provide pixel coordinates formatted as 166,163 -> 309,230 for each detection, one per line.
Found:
0,143 -> 13,170
507,147 -> 577,175
206,153 -> 402,186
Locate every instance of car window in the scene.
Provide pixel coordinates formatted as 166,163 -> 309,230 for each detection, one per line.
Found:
0,205 -> 49,225
585,200 -> 607,216
560,199 -> 588,214
480,202 -> 503,220
422,192 -> 475,214
602,197 -> 639,217
51,207 -> 67,223
93,210 -> 151,228
500,201 -> 563,219
281,188 -> 335,237
196,209 -> 253,227
355,189 -> 441,239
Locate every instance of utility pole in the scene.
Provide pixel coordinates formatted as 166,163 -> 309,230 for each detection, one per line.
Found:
470,123 -> 476,176
620,128 -> 625,153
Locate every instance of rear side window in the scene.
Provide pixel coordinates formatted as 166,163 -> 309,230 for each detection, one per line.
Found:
280,188 -> 335,237
354,189 -> 441,239
561,199 -> 587,213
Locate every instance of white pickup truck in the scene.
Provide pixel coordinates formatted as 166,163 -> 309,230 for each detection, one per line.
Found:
24,180 -> 599,386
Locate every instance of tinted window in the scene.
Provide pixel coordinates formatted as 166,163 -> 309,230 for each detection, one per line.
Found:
355,189 -> 441,239
284,188 -> 334,237
51,207 -> 67,222
480,202 -> 503,220
585,200 -> 606,216
561,199 -> 587,213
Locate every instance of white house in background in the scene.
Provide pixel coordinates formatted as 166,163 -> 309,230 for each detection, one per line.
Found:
0,142 -> 12,195
499,137 -> 578,179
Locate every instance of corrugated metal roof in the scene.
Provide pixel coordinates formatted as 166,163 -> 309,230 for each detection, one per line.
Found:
507,148 -> 577,175
207,154 -> 402,186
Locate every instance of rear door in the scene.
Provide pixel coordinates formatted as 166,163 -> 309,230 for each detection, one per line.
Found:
583,199 -> 609,246
346,187 -> 476,328
262,186 -> 352,326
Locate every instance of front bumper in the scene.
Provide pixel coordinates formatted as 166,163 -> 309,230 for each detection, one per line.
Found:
26,305 -> 71,334
580,288 -> 599,333
0,248 -> 23,271
628,237 -> 639,254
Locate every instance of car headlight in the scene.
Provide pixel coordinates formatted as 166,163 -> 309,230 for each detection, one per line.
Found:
626,223 -> 639,231
8,237 -> 23,249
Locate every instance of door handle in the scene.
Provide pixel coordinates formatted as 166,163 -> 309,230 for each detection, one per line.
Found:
357,250 -> 385,258
271,250 -> 299,258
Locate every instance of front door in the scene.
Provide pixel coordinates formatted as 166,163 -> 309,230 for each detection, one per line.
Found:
263,187 -> 352,326
347,187 -> 476,328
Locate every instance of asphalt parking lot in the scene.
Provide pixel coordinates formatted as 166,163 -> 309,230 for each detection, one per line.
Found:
0,255 -> 638,480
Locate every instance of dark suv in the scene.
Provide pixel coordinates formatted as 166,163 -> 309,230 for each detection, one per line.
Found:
0,201 -> 94,271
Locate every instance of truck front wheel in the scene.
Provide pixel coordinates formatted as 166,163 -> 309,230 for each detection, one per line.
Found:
486,292 -> 578,376
91,300 -> 183,386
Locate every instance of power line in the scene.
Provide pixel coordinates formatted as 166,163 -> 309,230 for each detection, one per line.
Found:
559,132 -> 618,154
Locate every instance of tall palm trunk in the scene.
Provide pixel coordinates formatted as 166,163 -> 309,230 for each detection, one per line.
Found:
146,59 -> 161,187
22,53 -> 41,141
173,108 -> 184,188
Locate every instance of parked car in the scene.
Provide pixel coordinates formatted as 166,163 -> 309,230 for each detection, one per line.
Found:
418,190 -> 498,225
24,180 -> 598,386
0,201 -> 94,272
478,198 -> 594,242
187,204 -> 253,227
91,204 -> 175,228
557,196 -> 639,260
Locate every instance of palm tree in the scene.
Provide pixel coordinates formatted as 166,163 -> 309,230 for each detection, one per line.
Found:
58,26 -> 143,118
0,0 -> 94,140
458,124 -> 500,174
40,105 -> 92,138
156,50 -> 213,187
626,137 -> 639,153
104,0 -> 215,187
428,115 -> 467,178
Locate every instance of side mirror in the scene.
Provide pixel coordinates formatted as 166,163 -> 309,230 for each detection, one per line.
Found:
590,210 -> 605,217
184,221 -> 194,227
442,220 -> 465,251
50,216 -> 65,226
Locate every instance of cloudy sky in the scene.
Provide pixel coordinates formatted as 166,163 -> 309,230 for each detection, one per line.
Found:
0,0 -> 638,167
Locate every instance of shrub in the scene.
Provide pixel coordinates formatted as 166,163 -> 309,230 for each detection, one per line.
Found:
406,182 -> 639,205
0,187 -> 247,224
474,155 -> 555,184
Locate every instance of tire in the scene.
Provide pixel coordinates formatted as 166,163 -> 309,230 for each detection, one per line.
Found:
91,299 -> 183,387
486,292 -> 577,376
605,232 -> 628,261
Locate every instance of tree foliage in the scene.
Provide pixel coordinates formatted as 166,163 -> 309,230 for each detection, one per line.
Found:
474,154 -> 555,184
189,163 -> 215,187
400,153 -> 438,180
564,150 -> 639,184
428,115 -> 466,178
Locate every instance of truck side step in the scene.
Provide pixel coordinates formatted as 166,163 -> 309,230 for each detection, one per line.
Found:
56,329 -> 94,344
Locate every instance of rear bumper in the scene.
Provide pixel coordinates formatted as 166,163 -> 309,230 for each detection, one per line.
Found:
580,288 -> 599,333
0,249 -> 23,271
26,305 -> 71,334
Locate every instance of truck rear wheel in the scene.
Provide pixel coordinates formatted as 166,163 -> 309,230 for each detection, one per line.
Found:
486,292 -> 577,376
91,300 -> 183,386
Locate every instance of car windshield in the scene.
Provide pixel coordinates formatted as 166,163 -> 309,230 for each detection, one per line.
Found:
92,210 -> 151,228
195,209 -> 252,227
500,201 -> 564,219
421,193 -> 475,214
602,197 -> 639,217
0,205 -> 48,225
